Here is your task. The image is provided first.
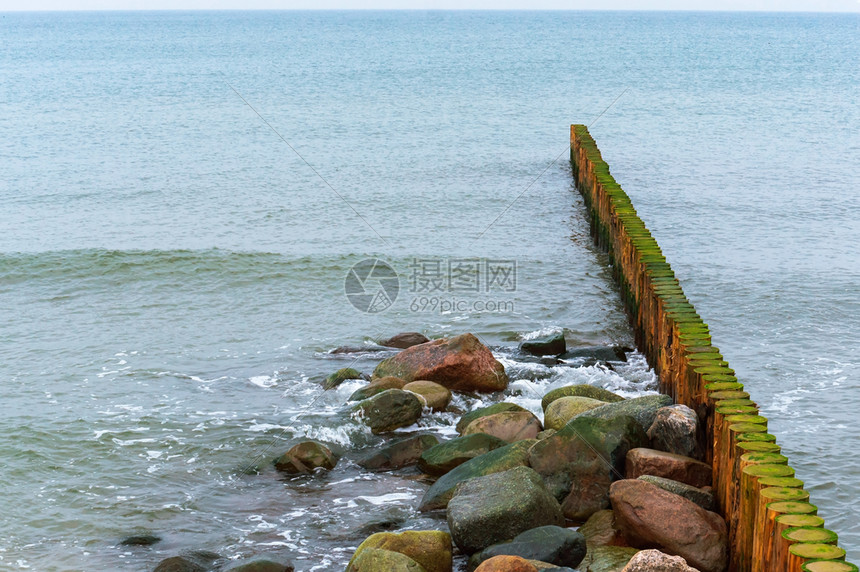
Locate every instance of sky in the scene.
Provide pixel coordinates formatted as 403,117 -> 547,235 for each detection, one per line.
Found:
1,0 -> 859,10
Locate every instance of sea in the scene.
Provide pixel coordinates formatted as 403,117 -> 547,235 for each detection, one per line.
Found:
1,10 -> 858,571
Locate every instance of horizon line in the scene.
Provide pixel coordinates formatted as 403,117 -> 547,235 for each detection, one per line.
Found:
3,7 -> 860,12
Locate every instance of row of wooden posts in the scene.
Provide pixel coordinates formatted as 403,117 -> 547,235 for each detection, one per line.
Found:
569,124 -> 854,572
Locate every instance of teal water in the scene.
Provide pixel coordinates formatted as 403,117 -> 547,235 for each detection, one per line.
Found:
1,10 -> 858,570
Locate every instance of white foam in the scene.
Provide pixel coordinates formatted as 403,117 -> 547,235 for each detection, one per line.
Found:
249,375 -> 277,388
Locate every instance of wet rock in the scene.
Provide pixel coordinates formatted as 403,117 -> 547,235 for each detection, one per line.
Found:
418,433 -> 508,476
578,510 -> 627,548
559,346 -> 629,363
348,530 -> 452,572
346,547 -> 427,571
330,345 -> 390,355
373,333 -> 508,393
274,441 -> 337,474
357,434 -> 440,471
381,332 -> 431,349
544,397 -> 606,430
528,415 -> 648,519
475,555 -> 539,572
403,380 -> 452,411
447,466 -> 564,554
154,552 -> 220,572
620,549 -> 699,572
354,389 -> 423,434
577,546 -> 640,572
461,410 -> 542,443
457,403 -> 528,434
576,394 -> 673,433
541,385 -> 624,411
323,367 -> 366,390
120,534 -> 161,546
471,525 -> 587,570
609,479 -> 727,572
225,560 -> 295,572
520,332 -> 566,356
419,440 -> 536,511
625,448 -> 712,489
349,376 -> 406,401
637,475 -> 715,511
536,429 -> 556,440
646,405 -> 702,460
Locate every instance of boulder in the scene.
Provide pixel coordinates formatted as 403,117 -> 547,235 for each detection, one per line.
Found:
544,397 -> 606,430
541,385 -> 624,411
576,395 -> 673,433
461,411 -> 542,443
403,380 -> 452,411
577,546 -> 639,572
418,433 -> 508,476
357,434 -> 440,471
419,439 -> 535,511
578,510 -> 627,548
625,448 -> 712,489
323,367 -> 365,390
471,526 -> 587,570
637,475 -> 715,511
349,377 -> 406,401
475,556 -> 538,572
274,441 -> 337,474
381,332 -> 431,349
372,333 -> 508,393
347,530 -> 452,572
346,547 -> 427,572
646,405 -> 702,460
154,553 -> 220,572
457,403 -> 528,434
353,389 -> 423,434
520,332 -> 566,356
225,560 -> 295,572
528,415 -> 648,519
447,466 -> 564,554
609,479 -> 727,572
620,549 -> 699,572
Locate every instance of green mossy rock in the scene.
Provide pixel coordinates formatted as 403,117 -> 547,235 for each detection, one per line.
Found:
349,377 -> 407,401
544,397 -> 606,430
577,546 -> 639,572
353,389 -> 423,434
347,531 -> 452,572
357,434 -> 440,471
346,548 -> 427,572
418,433 -> 508,476
324,367 -> 365,390
403,380 -> 452,411
576,394 -> 673,432
541,385 -> 624,411
456,403 -> 527,434
470,525 -> 586,570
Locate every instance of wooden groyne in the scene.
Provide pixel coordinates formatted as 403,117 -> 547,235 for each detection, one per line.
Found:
570,124 -> 855,572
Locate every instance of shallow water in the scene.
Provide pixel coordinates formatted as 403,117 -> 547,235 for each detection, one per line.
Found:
1,10 -> 858,570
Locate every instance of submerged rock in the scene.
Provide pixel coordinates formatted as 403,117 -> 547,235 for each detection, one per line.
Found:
446,466 -> 564,554
274,441 -> 337,474
403,380 -> 452,411
460,410 -> 542,443
544,396 -> 606,430
471,526 -> 587,570
353,389 -> 423,434
418,433 -> 508,476
380,332 -> 431,349
625,448 -> 712,489
349,376 -> 406,401
346,547 -> 427,571
646,405 -> 702,460
224,560 -> 295,572
559,346 -> 629,363
520,332 -> 566,356
347,530 -> 452,572
323,367 -> 365,390
372,333 -> 508,393
119,534 -> 161,546
456,402 -> 528,434
541,385 -> 624,411
357,434 -> 440,471
153,552 -> 221,572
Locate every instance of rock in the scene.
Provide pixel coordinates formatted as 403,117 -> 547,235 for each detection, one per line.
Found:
419,439 -> 536,511
457,403 -> 528,434
120,534 -> 161,546
578,510 -> 627,547
274,441 -> 337,474
646,405 -> 702,460
520,332 -> 566,356
357,434 -> 440,471
537,429 -> 556,440
447,466 -> 564,554
576,394 -> 673,432
330,345 -> 390,354
475,555 -> 539,572
528,415 -> 648,519
625,448 -> 712,489
153,557 -> 206,572
609,479 -> 727,572
381,332 -> 431,349
544,397 -> 606,430
372,333 -> 508,393
559,346 -> 629,363
461,411 -> 542,443
541,385 -> 625,411
323,367 -> 365,390
637,475 -> 715,511
349,376 -> 406,401
578,546 -> 640,572
346,547 -> 427,571
354,389 -> 423,434
225,560 -> 295,572
471,526 -> 587,570
620,549 -> 699,572
347,530 -> 452,572
418,433 -> 508,476
403,380 -> 452,411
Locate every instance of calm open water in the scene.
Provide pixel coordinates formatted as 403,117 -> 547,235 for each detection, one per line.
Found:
1,10 -> 858,571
